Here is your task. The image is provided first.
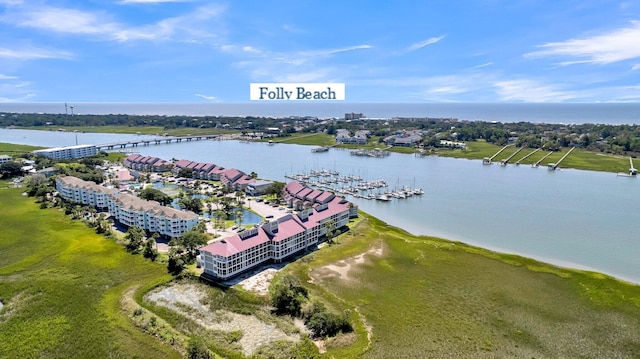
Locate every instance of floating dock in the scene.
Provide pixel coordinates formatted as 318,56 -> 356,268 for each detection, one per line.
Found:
483,144 -> 513,165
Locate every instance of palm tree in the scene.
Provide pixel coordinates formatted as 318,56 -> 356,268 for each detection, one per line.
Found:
235,210 -> 244,228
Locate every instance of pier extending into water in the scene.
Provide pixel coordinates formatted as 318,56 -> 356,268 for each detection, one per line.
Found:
96,134 -> 219,151
483,144 -> 514,165
515,148 -> 540,165
532,151 -> 554,168
548,147 -> 575,170
500,147 -> 523,166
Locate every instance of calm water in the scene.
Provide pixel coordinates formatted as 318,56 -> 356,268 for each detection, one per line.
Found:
2,128 -> 640,283
1,102 -> 639,124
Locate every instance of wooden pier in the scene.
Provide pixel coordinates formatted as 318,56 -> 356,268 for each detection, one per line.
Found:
515,148 -> 540,165
500,147 -> 523,166
548,147 -> 575,170
96,134 -> 219,151
483,144 -> 514,165
532,151 -> 554,168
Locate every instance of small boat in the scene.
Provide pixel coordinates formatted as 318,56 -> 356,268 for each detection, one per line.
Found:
376,194 -> 391,202
267,140 -> 274,145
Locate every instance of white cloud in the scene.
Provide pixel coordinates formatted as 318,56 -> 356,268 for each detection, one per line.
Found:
407,36 -> 445,52
2,4 -> 224,42
493,79 -> 579,102
194,93 -> 217,101
631,64 -> 640,71
526,21 -> 640,66
0,0 -> 23,5
471,62 -> 493,69
0,73 -> 18,79
0,47 -> 73,60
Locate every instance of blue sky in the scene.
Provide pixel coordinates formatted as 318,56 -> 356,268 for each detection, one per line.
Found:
1,0 -> 639,103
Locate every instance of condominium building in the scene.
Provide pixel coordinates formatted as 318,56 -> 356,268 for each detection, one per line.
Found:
56,176 -> 198,237
198,182 -> 358,280
33,144 -> 98,160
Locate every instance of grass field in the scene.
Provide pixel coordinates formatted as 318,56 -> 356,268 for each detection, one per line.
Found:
0,142 -> 43,155
0,183 -> 179,358
20,125 -> 237,137
439,140 -> 631,173
269,133 -> 336,146
284,214 -> 640,358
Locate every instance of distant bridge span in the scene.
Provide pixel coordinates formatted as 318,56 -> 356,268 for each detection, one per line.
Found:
96,134 -> 219,151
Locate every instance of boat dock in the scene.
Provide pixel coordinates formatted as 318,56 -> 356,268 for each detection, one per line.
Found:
500,147 -> 523,166
483,144 -> 514,165
96,134 -> 219,151
548,147 -> 575,170
532,151 -> 554,168
285,168 -> 423,201
515,148 -> 540,165
618,157 -> 638,177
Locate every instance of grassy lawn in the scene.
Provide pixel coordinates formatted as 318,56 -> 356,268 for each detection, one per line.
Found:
284,214 -> 640,358
438,140 -> 630,172
0,183 -> 179,358
20,125 -> 238,137
269,133 -> 336,146
0,142 -> 43,155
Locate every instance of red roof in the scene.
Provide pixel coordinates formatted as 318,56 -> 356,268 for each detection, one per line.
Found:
174,159 -> 193,168
297,187 -> 313,199
201,228 -> 271,257
315,191 -> 335,203
272,217 -> 306,242
285,181 -> 305,195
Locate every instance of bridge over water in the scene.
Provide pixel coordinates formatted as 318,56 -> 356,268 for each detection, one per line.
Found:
96,134 -> 219,150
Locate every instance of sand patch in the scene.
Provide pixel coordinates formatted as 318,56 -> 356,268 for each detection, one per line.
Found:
312,243 -> 384,282
237,267 -> 279,296
147,283 -> 298,355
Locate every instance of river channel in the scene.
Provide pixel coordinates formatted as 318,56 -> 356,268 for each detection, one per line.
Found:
2,128 -> 639,283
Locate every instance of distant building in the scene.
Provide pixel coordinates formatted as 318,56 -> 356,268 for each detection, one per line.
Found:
0,155 -> 11,164
345,112 -> 365,120
33,144 -> 97,160
245,179 -> 273,196
336,129 -> 369,144
123,154 -> 171,172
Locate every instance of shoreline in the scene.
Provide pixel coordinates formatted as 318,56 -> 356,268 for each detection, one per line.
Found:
359,210 -> 640,286
1,131 -> 637,285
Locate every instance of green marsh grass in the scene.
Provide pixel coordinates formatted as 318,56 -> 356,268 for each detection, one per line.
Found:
285,214 -> 640,358
0,184 -> 179,358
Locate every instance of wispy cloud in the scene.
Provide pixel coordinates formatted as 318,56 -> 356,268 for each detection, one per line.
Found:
0,75 -> 35,102
493,79 -> 579,102
0,47 -> 73,60
194,93 -> 217,101
525,21 -> 640,67
407,35 -> 445,52
0,0 -> 23,5
471,62 -> 493,69
2,4 -> 225,42
631,64 -> 640,71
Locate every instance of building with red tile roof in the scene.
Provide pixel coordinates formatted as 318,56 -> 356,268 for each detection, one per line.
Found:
198,182 -> 358,280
